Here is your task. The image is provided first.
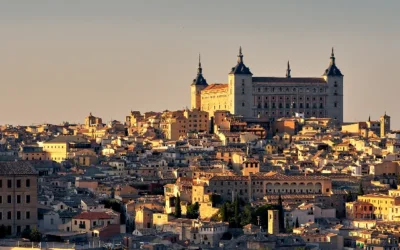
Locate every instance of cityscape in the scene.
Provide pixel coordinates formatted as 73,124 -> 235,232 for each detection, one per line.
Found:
1,1 -> 400,250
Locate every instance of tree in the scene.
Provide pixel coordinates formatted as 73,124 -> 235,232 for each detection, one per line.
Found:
277,194 -> 285,233
233,195 -> 240,227
30,228 -> 41,242
295,217 -> 300,228
358,181 -> 364,196
346,190 -> 354,202
240,205 -> 253,226
174,195 -> 182,218
21,227 -> 31,239
220,203 -> 228,222
186,202 -> 200,219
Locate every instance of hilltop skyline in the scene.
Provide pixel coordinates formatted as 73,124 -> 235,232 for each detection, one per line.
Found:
1,1 -> 399,126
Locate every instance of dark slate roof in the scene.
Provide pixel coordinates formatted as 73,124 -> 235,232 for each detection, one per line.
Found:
253,77 -> 326,84
192,71 -> 208,86
191,57 -> 208,86
323,49 -> 343,76
0,161 -> 38,175
324,64 -> 343,76
229,48 -> 252,75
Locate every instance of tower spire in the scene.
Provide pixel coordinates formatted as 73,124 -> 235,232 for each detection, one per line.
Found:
286,61 -> 291,78
237,46 -> 243,63
197,53 -> 202,74
330,47 -> 336,65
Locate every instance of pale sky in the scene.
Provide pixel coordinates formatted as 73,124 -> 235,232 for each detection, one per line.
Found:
1,1 -> 399,127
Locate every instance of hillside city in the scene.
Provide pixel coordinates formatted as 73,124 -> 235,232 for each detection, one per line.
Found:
1,46 -> 400,250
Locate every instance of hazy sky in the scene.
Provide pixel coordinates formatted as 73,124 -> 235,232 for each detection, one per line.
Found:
1,1 -> 399,127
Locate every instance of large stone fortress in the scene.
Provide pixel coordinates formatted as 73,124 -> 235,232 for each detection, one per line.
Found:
191,47 -> 344,123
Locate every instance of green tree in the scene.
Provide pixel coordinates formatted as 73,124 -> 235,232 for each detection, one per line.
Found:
295,217 -> 300,228
241,205 -> 253,226
30,228 -> 41,242
277,194 -> 285,233
21,227 -> 31,239
186,202 -> 200,219
233,195 -> 240,227
174,195 -> 182,218
358,181 -> 364,196
346,190 -> 354,202
221,203 -> 228,222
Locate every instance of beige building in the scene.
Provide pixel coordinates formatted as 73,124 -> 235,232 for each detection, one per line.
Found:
42,135 -> 89,162
161,109 -> 209,140
0,162 -> 38,236
357,193 -> 400,220
191,47 -> 344,123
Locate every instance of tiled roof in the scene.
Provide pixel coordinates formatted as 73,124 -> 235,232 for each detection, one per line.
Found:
202,83 -> 228,92
73,211 -> 112,220
253,77 -> 326,84
0,161 -> 37,175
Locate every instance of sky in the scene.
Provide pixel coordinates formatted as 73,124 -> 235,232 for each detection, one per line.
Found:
1,1 -> 399,127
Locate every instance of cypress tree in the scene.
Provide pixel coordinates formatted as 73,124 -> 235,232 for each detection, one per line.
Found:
174,195 -> 182,218
295,217 -> 300,228
346,190 -> 353,202
234,195 -> 240,227
358,181 -> 364,196
221,203 -> 228,222
277,193 -> 285,233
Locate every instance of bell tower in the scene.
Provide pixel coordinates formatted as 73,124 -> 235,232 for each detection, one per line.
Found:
191,54 -> 208,110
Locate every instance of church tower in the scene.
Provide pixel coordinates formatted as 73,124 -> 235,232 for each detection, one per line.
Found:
380,112 -> 390,138
323,48 -> 344,123
191,54 -> 208,110
228,47 -> 253,117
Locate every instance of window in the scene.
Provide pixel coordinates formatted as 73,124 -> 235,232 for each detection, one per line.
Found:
74,220 -> 77,225
26,195 -> 31,204
16,180 -> 21,188
7,195 -> 11,204
17,211 -> 21,220
242,102 -> 245,107
334,102 -> 338,108
7,211 -> 11,220
17,195 -> 21,204
51,218 -> 54,225
7,180 -> 12,188
0,212 -> 2,220
26,179 -> 30,188
0,180 -> 2,188
26,211 -> 30,220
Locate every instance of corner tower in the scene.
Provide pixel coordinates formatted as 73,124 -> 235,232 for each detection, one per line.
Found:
323,48 -> 344,123
228,47 -> 253,117
191,54 -> 208,109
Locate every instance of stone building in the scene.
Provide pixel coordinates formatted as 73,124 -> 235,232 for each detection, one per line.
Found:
0,161 -> 38,236
191,47 -> 344,123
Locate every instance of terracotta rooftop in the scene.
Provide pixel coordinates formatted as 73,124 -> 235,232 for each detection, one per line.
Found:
202,83 -> 228,92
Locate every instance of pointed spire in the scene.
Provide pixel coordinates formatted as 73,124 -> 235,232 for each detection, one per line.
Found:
368,115 -> 371,122
286,61 -> 291,78
197,53 -> 202,74
237,46 -> 243,63
330,47 -> 336,65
